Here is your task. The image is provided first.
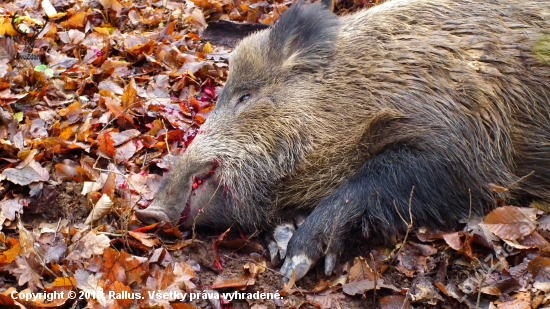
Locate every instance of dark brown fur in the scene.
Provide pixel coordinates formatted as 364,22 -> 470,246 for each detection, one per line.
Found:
136,0 -> 550,280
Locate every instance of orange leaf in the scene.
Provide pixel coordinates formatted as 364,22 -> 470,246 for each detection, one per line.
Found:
0,288 -> 18,306
67,12 -> 86,28
97,131 -> 115,158
0,242 -> 20,265
59,126 -> 75,140
121,78 -> 137,109
111,281 -> 134,308
102,172 -> 116,199
52,277 -> 77,287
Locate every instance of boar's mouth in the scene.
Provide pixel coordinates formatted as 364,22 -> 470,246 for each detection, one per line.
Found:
135,162 -> 227,230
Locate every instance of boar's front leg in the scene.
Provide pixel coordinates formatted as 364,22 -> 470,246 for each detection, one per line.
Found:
280,147 -> 487,281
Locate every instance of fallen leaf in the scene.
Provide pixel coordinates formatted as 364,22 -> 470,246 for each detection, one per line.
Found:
74,270 -> 107,306
66,230 -> 111,260
11,256 -> 44,292
480,206 -> 537,240
97,131 -> 116,158
84,194 -> 114,225
0,198 -> 26,228
2,161 -> 50,185
379,295 -> 412,309
342,279 -> 400,296
348,256 -> 377,282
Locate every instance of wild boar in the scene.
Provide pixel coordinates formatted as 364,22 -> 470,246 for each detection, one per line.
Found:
135,0 -> 550,280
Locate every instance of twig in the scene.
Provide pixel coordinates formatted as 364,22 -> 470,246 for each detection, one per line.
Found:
190,181 -> 223,242
161,119 -> 172,156
11,11 -> 49,47
392,186 -> 415,264
370,253 -> 377,305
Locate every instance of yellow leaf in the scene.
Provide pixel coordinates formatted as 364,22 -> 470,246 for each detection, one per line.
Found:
204,42 -> 213,54
93,27 -> 112,35
13,112 -> 23,123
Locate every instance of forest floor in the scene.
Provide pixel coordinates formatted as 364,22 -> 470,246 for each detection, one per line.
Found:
0,0 -> 549,308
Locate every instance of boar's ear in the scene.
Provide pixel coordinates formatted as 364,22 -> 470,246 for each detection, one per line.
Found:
268,2 -> 340,73
321,0 -> 335,12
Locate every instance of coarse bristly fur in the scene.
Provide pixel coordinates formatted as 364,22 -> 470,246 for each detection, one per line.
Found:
136,0 -> 550,280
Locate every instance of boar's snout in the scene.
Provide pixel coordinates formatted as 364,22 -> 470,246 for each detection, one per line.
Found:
134,207 -> 171,226
135,160 -> 222,229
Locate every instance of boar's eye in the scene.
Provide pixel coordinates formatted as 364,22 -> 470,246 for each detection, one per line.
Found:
237,93 -> 251,104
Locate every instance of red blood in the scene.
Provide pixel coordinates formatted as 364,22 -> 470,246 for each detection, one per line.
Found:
183,129 -> 198,147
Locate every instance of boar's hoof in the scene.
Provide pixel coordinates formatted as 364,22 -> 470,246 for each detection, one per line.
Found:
280,253 -> 315,283
267,223 -> 296,264
279,224 -> 343,282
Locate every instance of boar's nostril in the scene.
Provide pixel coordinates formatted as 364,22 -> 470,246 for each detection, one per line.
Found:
134,208 -> 172,225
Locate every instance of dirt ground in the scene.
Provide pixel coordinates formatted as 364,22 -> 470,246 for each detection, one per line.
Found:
13,181 -> 510,309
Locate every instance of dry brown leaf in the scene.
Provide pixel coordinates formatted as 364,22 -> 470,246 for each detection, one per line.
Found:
173,261 -> 198,289
379,295 -> 412,309
442,232 -> 462,251
100,0 -> 123,12
11,256 -> 44,292
0,198 -> 26,228
503,231 -> 548,249
306,291 -> 345,309
66,230 -> 111,260
111,129 -> 141,146
84,194 -> 114,225
395,243 -> 437,277
128,231 -> 158,248
480,206 -> 537,240
348,256 -> 377,282
494,292 -> 531,309
528,256 -> 550,282
121,78 -> 137,109
212,228 -> 231,271
102,172 -> 116,199
55,160 -> 79,181
59,29 -> 85,44
0,287 -> 23,307
115,140 -> 142,164
537,214 -> 550,231
342,279 -> 400,296
52,277 -> 77,287
211,275 -> 256,289
1,160 -> 50,185
106,281 -> 134,308
74,269 -> 107,306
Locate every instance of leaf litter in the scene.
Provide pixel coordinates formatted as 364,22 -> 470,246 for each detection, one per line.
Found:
1,0 -> 550,308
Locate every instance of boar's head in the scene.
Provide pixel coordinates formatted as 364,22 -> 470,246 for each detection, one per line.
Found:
135,3 -> 343,231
